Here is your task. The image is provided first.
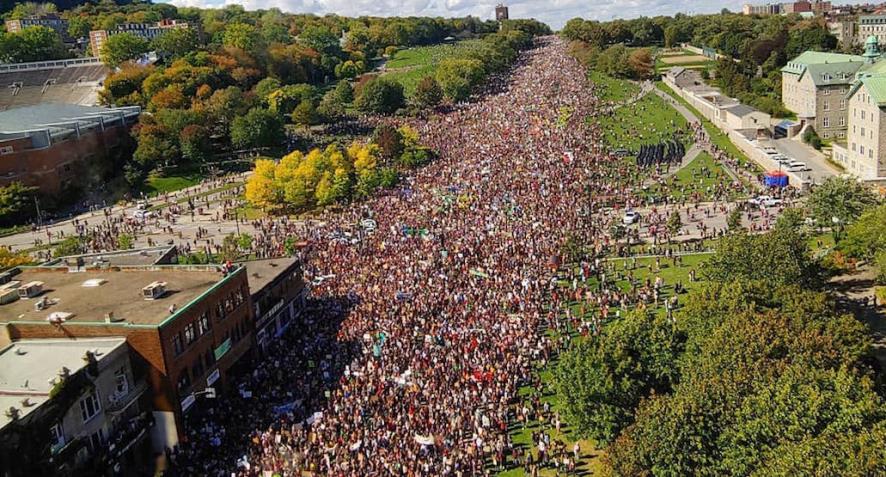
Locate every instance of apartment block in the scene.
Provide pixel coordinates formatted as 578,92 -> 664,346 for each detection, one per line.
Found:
90,19 -> 188,57
0,263 -> 253,452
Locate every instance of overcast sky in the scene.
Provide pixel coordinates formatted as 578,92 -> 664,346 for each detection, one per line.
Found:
161,0 -> 772,30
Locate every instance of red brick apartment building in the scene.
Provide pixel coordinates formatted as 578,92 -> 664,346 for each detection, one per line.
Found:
0,264 -> 253,452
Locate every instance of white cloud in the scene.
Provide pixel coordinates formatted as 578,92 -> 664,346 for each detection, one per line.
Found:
160,0 -> 757,29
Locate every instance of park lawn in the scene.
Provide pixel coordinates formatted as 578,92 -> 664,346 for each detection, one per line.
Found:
588,70 -> 640,103
501,364 -> 606,477
598,92 -> 689,152
143,172 -> 203,196
383,40 -> 484,95
235,202 -> 267,221
607,253 -> 710,296
501,252 -> 711,475
382,64 -> 437,96
645,151 -> 738,202
655,82 -> 763,174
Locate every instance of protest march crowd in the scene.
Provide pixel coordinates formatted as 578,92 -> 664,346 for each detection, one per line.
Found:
162,36 -> 639,476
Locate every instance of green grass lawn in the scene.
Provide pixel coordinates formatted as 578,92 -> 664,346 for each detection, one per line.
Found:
588,70 -> 640,103
142,171 -> 203,196
597,92 -> 689,152
382,40 -> 484,96
645,151 -> 738,202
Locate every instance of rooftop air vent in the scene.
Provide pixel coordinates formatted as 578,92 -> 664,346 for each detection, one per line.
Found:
142,281 -> 167,300
18,281 -> 44,299
82,278 -> 106,287
0,286 -> 19,305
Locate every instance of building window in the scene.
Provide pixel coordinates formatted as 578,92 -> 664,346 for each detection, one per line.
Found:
861,145 -> 866,155
852,142 -> 856,151
184,322 -> 197,345
205,349 -> 215,367
198,312 -> 211,335
192,360 -> 204,381
840,116 -> 846,127
824,132 -> 830,138
87,429 -> 104,453
49,422 -> 64,450
823,101 -> 830,111
840,99 -> 846,110
172,333 -> 184,356
216,303 -> 226,320
79,390 -> 101,423
862,127 -> 866,136
870,149 -> 874,158
177,370 -> 191,392
823,88 -> 830,95
823,117 -> 830,128
114,367 -> 129,396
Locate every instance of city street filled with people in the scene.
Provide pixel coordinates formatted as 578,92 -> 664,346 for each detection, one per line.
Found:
162,36 -> 635,476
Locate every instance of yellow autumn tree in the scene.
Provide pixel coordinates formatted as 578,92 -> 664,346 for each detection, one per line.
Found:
244,158 -> 279,210
0,248 -> 31,270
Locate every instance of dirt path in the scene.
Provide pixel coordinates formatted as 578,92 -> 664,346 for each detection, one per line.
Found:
829,265 -> 886,364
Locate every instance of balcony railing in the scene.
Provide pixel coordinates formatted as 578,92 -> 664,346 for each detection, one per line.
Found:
105,381 -> 148,414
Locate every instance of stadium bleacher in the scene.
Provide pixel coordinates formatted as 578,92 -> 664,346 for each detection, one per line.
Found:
0,58 -> 109,111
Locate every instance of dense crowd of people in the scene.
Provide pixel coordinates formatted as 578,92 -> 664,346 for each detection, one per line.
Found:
164,36 -> 633,476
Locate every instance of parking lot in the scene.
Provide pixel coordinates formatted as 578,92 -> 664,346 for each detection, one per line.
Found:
757,137 -> 839,185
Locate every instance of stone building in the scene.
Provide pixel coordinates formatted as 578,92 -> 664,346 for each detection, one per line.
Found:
781,51 -> 865,139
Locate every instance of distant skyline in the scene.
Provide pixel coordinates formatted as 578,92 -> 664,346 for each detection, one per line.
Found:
161,0 -> 869,30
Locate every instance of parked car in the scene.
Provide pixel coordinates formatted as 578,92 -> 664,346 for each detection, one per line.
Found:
763,147 -> 778,155
623,210 -> 641,225
787,163 -> 809,172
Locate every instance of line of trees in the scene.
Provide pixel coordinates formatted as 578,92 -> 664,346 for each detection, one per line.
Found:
562,13 -> 839,115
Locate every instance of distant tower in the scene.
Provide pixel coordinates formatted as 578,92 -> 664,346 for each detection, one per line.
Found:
864,35 -> 880,64
495,4 -> 509,21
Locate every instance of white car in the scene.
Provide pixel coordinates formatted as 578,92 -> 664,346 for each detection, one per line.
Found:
763,147 -> 778,155
132,209 -> 155,219
787,163 -> 809,172
623,211 -> 641,225
748,196 -> 781,207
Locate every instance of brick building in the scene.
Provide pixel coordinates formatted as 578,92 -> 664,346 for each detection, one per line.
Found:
245,258 -> 307,352
90,19 -> 189,57
783,1 -> 812,14
5,15 -> 70,42
0,104 -> 140,197
0,264 -> 254,452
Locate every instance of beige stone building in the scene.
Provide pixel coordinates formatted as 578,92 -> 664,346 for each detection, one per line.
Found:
830,37 -> 886,180
781,51 -> 866,139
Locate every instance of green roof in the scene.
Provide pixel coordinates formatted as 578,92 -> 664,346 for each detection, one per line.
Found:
782,51 -> 866,81
850,76 -> 886,105
859,58 -> 886,76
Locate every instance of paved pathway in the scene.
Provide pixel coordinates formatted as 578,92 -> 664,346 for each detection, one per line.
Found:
651,88 -> 748,186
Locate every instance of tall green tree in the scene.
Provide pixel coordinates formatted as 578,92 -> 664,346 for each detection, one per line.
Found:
100,32 -> 150,68
230,107 -> 284,150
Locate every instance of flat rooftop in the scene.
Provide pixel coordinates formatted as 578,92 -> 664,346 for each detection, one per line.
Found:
0,104 -> 107,131
41,246 -> 176,267
0,337 -> 126,429
0,266 -> 230,326
243,257 -> 300,294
